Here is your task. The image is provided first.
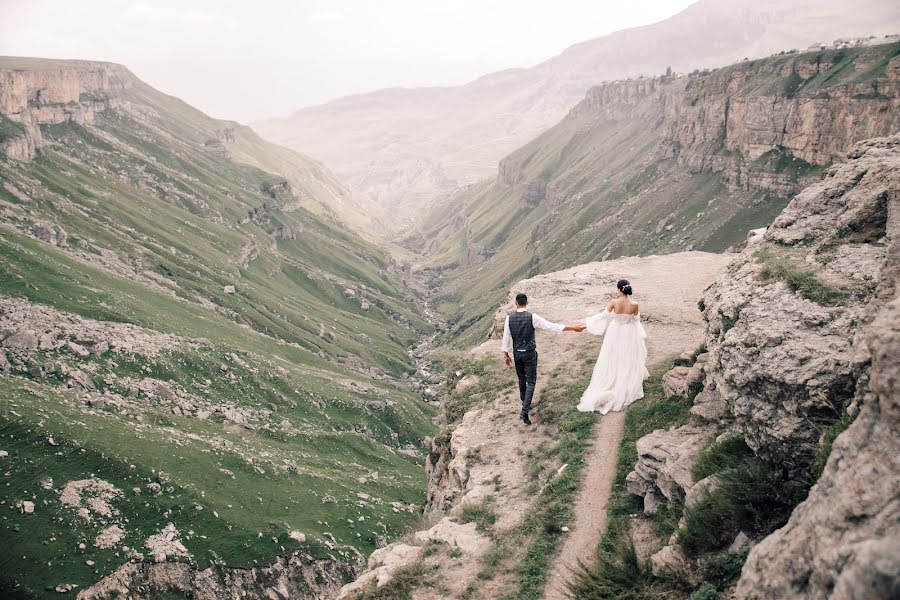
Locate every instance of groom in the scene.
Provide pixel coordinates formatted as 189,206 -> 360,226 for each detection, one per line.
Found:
502,293 -> 585,425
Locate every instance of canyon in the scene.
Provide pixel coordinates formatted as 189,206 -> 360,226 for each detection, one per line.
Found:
406,41 -> 900,347
0,14 -> 898,600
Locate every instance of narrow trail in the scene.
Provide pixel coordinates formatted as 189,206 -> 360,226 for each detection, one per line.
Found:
542,350 -> 677,600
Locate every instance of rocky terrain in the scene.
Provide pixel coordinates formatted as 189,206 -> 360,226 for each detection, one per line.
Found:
406,41 -> 900,348
335,252 -> 731,599
0,59 -> 436,599
254,0 -> 900,220
603,134 -> 899,598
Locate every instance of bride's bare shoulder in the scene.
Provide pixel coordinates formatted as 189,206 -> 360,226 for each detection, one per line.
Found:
631,301 -> 640,315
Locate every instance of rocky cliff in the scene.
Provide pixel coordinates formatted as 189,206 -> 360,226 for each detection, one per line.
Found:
0,59 -> 130,160
624,134 -> 899,597
575,43 -> 900,198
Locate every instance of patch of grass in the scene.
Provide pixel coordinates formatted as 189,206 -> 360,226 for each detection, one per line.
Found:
689,582 -> 720,600
755,248 -> 849,306
567,533 -> 656,600
677,458 -> 808,558
809,411 -> 854,480
698,549 -> 749,588
692,436 -> 753,482
0,113 -> 26,142
478,542 -> 513,581
457,497 -> 499,534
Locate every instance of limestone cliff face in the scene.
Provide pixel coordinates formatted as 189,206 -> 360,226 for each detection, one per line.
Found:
726,134 -> 900,599
0,59 -> 132,160
567,44 -> 900,198
627,134 -> 899,596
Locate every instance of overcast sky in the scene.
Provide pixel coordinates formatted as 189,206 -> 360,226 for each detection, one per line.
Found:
1,0 -> 695,123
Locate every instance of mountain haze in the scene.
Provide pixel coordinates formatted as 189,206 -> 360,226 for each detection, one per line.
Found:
254,0 -> 900,222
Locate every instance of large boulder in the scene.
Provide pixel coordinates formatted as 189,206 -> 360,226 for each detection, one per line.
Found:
697,134 -> 900,472
626,425 -> 714,514
734,297 -> 900,599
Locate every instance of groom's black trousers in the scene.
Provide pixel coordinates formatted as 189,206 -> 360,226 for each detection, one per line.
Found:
514,350 -> 538,415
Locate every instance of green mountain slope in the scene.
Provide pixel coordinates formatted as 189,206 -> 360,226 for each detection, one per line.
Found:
0,58 -> 433,598
405,42 -> 900,345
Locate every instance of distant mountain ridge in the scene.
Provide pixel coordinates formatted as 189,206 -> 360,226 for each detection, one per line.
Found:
254,0 -> 900,223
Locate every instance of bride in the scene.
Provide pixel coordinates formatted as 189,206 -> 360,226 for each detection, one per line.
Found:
577,279 -> 649,414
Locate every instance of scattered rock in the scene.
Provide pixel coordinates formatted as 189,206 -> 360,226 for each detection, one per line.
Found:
343,288 -> 356,299
728,531 -> 753,554
454,374 -> 480,394
223,285 -> 236,294
650,544 -> 687,576
288,531 -> 306,543
337,544 -> 423,599
4,329 -> 38,349
145,523 -> 190,563
626,425 -> 714,513
20,500 -> 35,514
59,479 -> 122,522
321,495 -> 336,504
413,518 -> 490,555
95,525 -> 126,549
66,341 -> 90,358
662,364 -> 703,397
31,222 -> 68,247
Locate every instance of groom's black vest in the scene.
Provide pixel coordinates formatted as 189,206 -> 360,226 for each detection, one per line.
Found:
509,311 -> 536,352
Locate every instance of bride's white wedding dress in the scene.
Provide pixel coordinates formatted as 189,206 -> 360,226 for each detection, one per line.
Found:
576,309 -> 649,414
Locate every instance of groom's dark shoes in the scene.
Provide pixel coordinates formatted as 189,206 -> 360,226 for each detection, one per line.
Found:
520,411 -> 532,425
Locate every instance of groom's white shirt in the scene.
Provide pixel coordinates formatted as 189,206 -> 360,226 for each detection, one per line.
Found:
501,308 -> 565,352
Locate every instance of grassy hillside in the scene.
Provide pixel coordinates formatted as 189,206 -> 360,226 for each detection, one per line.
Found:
0,60 -> 434,598
406,43 -> 899,347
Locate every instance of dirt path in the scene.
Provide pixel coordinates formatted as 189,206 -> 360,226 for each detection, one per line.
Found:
520,253 -> 731,600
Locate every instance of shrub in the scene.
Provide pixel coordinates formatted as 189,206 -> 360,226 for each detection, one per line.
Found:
689,582 -> 720,600
809,412 -> 854,480
567,534 -> 655,600
755,248 -> 849,306
692,436 -> 753,482
678,458 -> 808,557
456,497 -> 498,534
699,549 -> 749,587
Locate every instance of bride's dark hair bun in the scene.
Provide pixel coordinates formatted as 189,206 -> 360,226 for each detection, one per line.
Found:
617,279 -> 633,296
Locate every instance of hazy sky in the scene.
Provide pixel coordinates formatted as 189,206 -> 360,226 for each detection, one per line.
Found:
1,0 -> 695,123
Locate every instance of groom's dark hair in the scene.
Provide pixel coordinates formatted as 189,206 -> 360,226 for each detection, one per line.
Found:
515,293 -> 528,306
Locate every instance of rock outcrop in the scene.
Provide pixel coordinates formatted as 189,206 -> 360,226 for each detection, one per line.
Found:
735,296 -> 900,599
625,133 -> 899,596
698,133 -> 899,471
0,59 -> 131,160
571,45 -> 900,200
77,553 -> 358,600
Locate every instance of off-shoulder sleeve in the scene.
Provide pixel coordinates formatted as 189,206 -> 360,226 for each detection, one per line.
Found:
585,310 -> 611,335
635,314 -> 647,339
